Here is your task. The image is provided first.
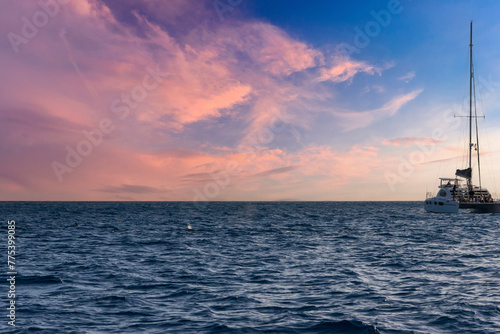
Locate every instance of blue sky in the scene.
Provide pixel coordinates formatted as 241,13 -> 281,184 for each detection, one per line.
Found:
2,0 -> 500,200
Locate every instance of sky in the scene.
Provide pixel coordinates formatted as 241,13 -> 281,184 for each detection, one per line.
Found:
2,0 -> 500,201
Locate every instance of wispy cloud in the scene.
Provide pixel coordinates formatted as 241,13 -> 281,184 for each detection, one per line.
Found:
318,56 -> 380,83
0,0 -> 433,200
383,137 -> 443,147
413,151 -> 500,166
253,166 -> 298,177
96,184 -> 165,194
363,85 -> 385,94
398,71 -> 416,83
332,89 -> 423,131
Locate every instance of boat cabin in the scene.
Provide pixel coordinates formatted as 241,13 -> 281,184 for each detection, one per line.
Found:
437,177 -> 493,203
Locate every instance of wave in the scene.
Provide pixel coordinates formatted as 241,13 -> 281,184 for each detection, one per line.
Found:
17,274 -> 63,285
305,320 -> 380,333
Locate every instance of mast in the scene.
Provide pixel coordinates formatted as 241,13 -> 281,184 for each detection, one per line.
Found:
468,20 -> 473,190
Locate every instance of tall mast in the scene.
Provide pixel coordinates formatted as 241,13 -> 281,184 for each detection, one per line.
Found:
469,20 -> 473,188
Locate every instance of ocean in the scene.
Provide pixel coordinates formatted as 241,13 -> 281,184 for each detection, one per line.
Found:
1,201 -> 500,333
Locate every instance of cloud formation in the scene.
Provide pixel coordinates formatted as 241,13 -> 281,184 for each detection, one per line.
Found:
397,71 -> 416,83
0,0 -> 424,200
318,57 -> 380,83
383,137 -> 443,147
331,89 -> 423,131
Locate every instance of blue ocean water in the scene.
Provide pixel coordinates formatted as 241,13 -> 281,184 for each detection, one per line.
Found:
1,201 -> 500,333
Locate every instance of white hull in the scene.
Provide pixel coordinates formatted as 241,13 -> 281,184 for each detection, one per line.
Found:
424,198 -> 459,213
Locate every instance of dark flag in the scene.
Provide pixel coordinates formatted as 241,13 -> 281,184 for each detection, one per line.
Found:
456,168 -> 472,179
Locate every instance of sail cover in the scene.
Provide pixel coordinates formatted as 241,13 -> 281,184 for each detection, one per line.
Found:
456,168 -> 472,179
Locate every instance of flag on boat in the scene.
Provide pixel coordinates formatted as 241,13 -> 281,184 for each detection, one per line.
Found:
455,167 -> 472,179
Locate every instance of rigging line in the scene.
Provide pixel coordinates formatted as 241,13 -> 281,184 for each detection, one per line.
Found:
473,64 -> 482,191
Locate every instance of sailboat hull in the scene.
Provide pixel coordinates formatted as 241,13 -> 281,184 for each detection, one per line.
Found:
459,202 -> 500,213
424,200 -> 459,213
424,188 -> 459,213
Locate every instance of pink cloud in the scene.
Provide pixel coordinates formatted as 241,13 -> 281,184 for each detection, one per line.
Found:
332,89 -> 423,131
0,0 -> 425,200
318,56 -> 380,83
251,23 -> 323,76
383,137 -> 443,147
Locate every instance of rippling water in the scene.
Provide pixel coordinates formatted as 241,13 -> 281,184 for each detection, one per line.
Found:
1,201 -> 500,333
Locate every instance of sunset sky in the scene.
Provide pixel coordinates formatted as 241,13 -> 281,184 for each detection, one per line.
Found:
2,0 -> 500,201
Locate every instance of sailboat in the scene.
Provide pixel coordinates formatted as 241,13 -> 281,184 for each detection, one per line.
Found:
425,21 -> 500,213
